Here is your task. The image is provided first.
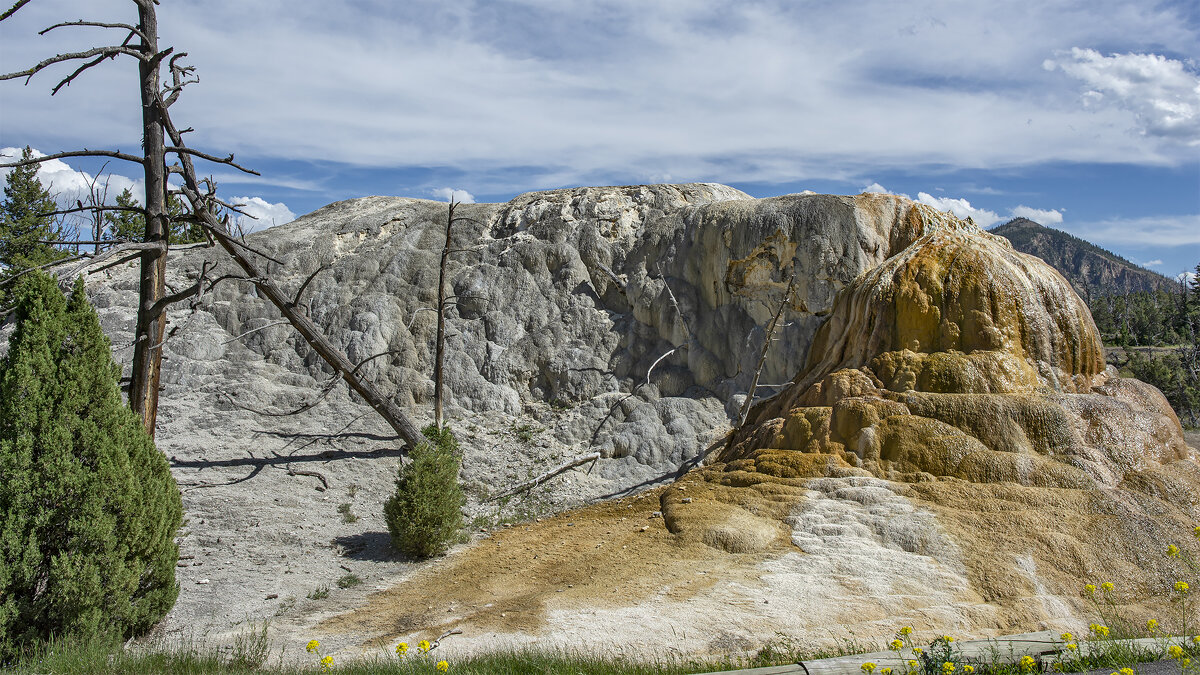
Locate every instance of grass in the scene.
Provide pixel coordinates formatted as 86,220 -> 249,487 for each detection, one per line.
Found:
337,573 -> 362,589
5,625 -> 1199,675
338,503 -> 359,524
306,585 -> 330,600
0,639 -> 852,674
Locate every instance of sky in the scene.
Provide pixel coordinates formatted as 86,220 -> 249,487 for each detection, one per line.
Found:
1,0 -> 1198,275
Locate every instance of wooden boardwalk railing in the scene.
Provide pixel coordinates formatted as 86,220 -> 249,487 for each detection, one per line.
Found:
697,631 -> 1195,675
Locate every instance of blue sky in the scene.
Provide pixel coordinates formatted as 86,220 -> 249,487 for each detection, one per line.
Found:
1,0 -> 1197,276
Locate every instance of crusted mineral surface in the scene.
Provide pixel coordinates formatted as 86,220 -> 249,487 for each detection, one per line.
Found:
42,185 -> 1200,656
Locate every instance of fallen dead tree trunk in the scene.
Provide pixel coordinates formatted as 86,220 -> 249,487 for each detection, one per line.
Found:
486,452 -> 601,502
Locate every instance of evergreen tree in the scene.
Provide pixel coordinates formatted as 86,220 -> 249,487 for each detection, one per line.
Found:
383,425 -> 465,558
103,188 -> 203,245
104,187 -> 144,243
0,273 -> 181,660
0,147 -> 66,280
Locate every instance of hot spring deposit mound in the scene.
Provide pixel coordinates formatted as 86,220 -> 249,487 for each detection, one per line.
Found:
69,185 -> 1198,654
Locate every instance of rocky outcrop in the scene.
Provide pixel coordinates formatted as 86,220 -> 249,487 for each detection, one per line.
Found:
670,206 -> 1197,632
61,184 -> 1199,645
82,185 -> 968,498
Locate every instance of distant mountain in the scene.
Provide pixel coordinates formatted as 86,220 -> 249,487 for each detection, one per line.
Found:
989,218 -> 1173,298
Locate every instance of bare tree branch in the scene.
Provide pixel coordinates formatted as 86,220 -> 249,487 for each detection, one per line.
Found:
37,204 -> 145,219
164,147 -> 258,175
0,46 -> 147,86
0,1 -> 33,22
291,264 -> 326,307
58,240 -> 166,282
725,271 -> 798,453
221,320 -> 290,345
0,148 -> 144,167
486,453 -> 602,502
40,20 -> 148,43
0,254 -> 88,289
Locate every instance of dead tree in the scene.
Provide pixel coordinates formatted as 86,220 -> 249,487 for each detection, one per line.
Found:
724,271 -> 797,453
0,1 -> 426,451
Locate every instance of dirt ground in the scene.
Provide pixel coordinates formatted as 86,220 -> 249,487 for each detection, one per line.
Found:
308,485 -> 783,659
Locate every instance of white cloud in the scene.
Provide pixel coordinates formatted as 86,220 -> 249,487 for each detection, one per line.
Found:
862,182 -> 891,194
229,196 -> 296,234
1045,48 -> 1200,145
431,187 -> 476,204
915,192 -> 1002,227
1010,205 -> 1063,224
1,146 -> 140,208
1070,214 -> 1200,248
1141,259 -> 1163,267
4,0 -> 1197,194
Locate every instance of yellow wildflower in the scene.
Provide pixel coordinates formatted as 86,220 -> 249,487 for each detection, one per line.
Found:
418,640 -> 432,653
1176,581 -> 1190,594
891,640 -> 906,651
1020,655 -> 1037,673
1193,635 -> 1200,645
1085,584 -> 1096,595
1181,659 -> 1191,669
320,655 -> 333,670
943,635 -> 955,643
1169,645 -> 1185,659
942,662 -> 955,674
436,660 -> 449,673
908,660 -> 920,670
1147,619 -> 1159,634
914,647 -> 924,655
306,640 -> 320,654
1089,623 -> 1110,638
882,669 -> 893,675
1060,632 -> 1073,642
1194,524 -> 1200,540
1066,643 -> 1077,651
862,662 -> 878,674
1169,544 -> 1181,558
964,666 -> 975,675
1101,582 -> 1114,593
395,642 -> 408,656
900,626 -> 914,636
1120,668 -> 1134,675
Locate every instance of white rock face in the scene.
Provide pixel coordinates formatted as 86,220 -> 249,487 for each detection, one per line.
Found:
82,185 -> 940,499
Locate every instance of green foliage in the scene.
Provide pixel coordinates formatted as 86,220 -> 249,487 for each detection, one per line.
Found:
384,425 -> 466,558
103,187 -> 204,244
0,272 -> 182,661
336,573 -> 362,589
0,147 -> 66,289
1087,263 -> 1200,428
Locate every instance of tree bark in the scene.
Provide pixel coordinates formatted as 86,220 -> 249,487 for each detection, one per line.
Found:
128,4 -> 168,437
434,202 -> 454,430
201,218 -> 426,450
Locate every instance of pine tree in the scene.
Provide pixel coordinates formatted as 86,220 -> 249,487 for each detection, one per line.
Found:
104,187 -> 144,243
0,273 -> 181,659
0,147 -> 65,277
383,425 -> 465,558
103,188 -> 203,245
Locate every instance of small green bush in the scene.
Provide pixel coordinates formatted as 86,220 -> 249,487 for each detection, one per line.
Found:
0,273 -> 182,661
384,425 -> 465,558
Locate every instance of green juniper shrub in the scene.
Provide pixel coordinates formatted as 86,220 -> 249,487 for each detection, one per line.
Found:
0,272 -> 182,661
384,424 -> 466,558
